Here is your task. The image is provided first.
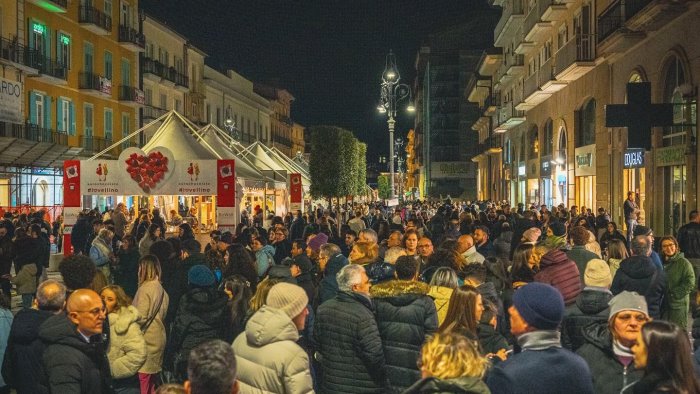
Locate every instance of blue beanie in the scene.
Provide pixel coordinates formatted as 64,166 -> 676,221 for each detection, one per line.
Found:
188,264 -> 215,288
512,282 -> 564,330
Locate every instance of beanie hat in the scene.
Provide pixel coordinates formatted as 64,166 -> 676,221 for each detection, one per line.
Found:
512,282 -> 565,330
307,233 -> 328,253
633,225 -> 652,237
266,283 -> 308,319
549,221 -> 566,236
188,264 -> 215,288
608,291 -> 649,322
584,259 -> 612,288
522,227 -> 541,243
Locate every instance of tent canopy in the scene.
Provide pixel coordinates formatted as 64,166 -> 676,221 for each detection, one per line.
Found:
195,125 -> 265,183
142,116 -> 218,160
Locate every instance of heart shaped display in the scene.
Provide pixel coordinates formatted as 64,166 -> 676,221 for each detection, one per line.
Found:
119,147 -> 174,193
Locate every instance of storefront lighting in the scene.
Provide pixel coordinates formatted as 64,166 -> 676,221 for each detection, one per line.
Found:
60,34 -> 70,45
33,23 -> 46,35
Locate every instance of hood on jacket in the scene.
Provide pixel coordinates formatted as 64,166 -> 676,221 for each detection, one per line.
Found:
244,305 -> 299,347
576,288 -> 612,315
257,244 -> 276,257
38,313 -> 94,353
539,249 -> 572,268
325,253 -> 348,276
370,279 -> 430,299
580,320 -> 613,353
109,305 -> 140,336
619,255 -> 657,279
180,287 -> 230,326
8,308 -> 54,344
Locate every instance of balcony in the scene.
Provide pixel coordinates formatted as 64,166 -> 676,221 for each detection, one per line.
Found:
0,37 -> 41,74
142,105 -> 168,122
519,58 -> 566,110
498,54 -> 525,86
79,5 -> 112,35
555,34 -> 597,81
0,122 -> 80,167
26,52 -> 67,83
118,25 -> 145,52
27,0 -> 67,12
486,135 -> 503,154
522,0 -> 560,44
141,57 -> 189,90
273,135 -> 292,147
494,102 -> 526,132
118,86 -> 145,107
79,71 -> 112,97
80,135 -> 110,154
494,0 -> 526,47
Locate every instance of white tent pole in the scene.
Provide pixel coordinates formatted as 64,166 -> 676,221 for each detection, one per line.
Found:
87,111 -> 173,160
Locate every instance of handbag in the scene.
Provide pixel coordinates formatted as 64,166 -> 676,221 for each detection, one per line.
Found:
141,289 -> 164,334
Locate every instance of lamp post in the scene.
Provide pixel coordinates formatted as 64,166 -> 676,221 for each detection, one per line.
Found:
224,117 -> 240,145
378,50 -> 414,200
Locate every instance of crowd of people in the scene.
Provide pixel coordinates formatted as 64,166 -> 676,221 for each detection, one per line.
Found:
0,198 -> 699,393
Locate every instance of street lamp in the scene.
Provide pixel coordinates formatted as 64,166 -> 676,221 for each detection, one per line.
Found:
224,117 -> 240,144
378,50 -> 414,199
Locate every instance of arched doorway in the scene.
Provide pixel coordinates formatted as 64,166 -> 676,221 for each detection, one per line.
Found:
34,179 -> 48,207
575,98 -> 597,210
556,126 -> 568,206
541,119 -> 554,207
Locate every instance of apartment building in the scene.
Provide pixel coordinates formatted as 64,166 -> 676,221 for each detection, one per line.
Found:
253,83 -> 295,157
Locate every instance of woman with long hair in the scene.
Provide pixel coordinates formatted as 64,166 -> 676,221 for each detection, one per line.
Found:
101,284 -> 146,394
221,275 -> 253,341
115,235 -> 140,298
222,244 -> 258,292
403,229 -> 419,256
510,243 -> 537,289
132,255 -> 169,394
607,239 -> 629,279
628,320 -> 700,393
439,285 -> 484,342
658,235 -> 695,330
600,222 -> 627,254
139,223 -> 161,258
348,241 -> 378,265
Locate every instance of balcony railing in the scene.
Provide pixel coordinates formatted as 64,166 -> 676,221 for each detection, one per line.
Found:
555,34 -> 595,74
598,0 -> 652,42
141,57 -> 189,88
273,135 -> 292,147
142,105 -> 168,120
118,86 -> 145,103
0,37 -> 32,67
80,135 -> 110,152
0,121 -> 69,145
118,25 -> 145,48
79,5 -> 112,31
79,71 -> 111,95
25,52 -> 67,80
495,0 -> 525,43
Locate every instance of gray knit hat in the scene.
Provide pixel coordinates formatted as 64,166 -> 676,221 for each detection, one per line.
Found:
608,291 -> 649,321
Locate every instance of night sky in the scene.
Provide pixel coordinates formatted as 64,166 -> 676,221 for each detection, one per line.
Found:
141,0 -> 494,160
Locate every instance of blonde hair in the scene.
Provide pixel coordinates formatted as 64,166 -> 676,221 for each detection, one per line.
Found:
248,277 -> 281,312
101,284 -> 132,310
138,254 -> 162,284
419,332 -> 488,379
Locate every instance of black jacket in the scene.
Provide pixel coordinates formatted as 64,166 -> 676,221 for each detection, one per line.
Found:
315,291 -> 387,393
164,253 -> 207,327
600,230 -> 627,253
315,253 -> 348,307
561,289 -> 611,351
678,222 -> 700,259
289,217 -> 306,242
39,313 -> 113,394
165,287 -> 231,382
0,233 -> 14,276
509,218 -> 538,259
70,216 -> 90,254
576,323 -> 643,394
365,260 -> 396,284
370,280 -> 438,393
611,255 -> 667,319
477,322 -> 509,355
2,309 -> 54,394
114,247 -> 140,298
403,376 -> 491,394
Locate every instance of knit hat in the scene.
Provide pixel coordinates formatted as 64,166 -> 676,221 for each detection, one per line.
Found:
549,221 -> 566,236
512,282 -> 565,330
307,233 -> 328,253
632,225 -> 652,237
266,282 -> 308,319
584,259 -> 612,288
522,227 -> 541,243
188,264 -> 215,288
608,291 -> 649,322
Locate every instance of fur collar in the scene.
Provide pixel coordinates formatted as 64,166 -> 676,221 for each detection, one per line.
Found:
370,279 -> 430,298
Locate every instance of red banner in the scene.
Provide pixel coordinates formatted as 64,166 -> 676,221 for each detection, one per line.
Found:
290,173 -> 302,212
216,160 -> 235,207
63,160 -> 81,207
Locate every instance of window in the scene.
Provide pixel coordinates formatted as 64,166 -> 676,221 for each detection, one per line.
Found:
528,125 -> 539,159
57,98 -> 74,134
84,104 -> 94,137
84,42 -> 94,73
662,55 -> 694,147
121,113 -> 130,138
216,108 -> 221,126
174,98 -> 181,113
57,32 -> 71,69
120,1 -> 130,26
30,91 -> 45,126
542,119 -> 553,156
121,58 -> 130,86
144,88 -> 152,105
206,103 -> 211,122
104,108 -> 113,141
160,93 -> 167,109
104,51 -> 112,80
576,99 -> 596,147
145,42 -> 153,58
174,57 -> 184,74
558,23 -> 568,50
104,0 -> 112,18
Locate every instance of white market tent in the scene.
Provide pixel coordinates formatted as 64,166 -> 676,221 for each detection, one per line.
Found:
268,145 -> 311,182
237,141 -> 289,182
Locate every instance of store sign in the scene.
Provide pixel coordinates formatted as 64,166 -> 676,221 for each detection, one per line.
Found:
541,159 -> 552,176
623,148 -> 645,169
518,165 -> 526,176
576,153 -> 592,167
430,161 -> 469,179
655,145 -> 685,167
0,77 -> 23,124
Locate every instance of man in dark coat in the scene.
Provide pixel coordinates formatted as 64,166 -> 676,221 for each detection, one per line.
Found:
486,283 -> 594,394
70,211 -> 91,255
610,236 -> 667,319
509,210 -> 538,259
566,226 -> 600,281
370,256 -> 438,392
289,239 -> 315,302
315,264 -> 387,393
289,210 -> 306,242
0,222 -> 15,297
315,243 -> 348,306
2,280 -> 66,394
39,289 -> 113,394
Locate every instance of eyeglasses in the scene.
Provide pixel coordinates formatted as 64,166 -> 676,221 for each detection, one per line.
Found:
75,306 -> 107,316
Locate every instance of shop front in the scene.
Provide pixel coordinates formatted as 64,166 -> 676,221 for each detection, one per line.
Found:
516,162 -> 526,206
655,145 -> 687,236
623,147 -> 647,225
527,159 -> 539,206
575,144 -> 596,210
540,156 -> 552,208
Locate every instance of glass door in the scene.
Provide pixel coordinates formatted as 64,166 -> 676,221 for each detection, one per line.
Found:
664,165 -> 686,236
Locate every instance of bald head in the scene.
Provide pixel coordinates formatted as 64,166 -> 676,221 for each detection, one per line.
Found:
67,289 -> 106,337
35,279 -> 66,312
457,235 -> 474,254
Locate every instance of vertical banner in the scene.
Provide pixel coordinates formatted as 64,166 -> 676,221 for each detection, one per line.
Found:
63,160 -> 81,256
216,160 -> 236,207
289,173 -> 302,212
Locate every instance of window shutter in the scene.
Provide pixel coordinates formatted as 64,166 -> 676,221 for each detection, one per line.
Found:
29,91 -> 37,125
57,99 -> 63,132
44,96 -> 52,129
69,101 -> 75,135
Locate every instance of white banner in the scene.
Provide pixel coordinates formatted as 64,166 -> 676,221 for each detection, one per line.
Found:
0,77 -> 22,124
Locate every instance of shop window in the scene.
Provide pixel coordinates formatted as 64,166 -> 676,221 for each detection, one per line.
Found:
528,125 -> 539,159
542,119 -> 553,156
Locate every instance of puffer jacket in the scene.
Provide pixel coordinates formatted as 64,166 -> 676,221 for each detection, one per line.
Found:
370,280 -> 438,393
576,323 -> 643,394
403,375 -> 491,394
233,306 -> 313,394
316,253 -> 348,306
610,255 -> 666,319
255,244 -> 276,278
534,249 -> 581,305
315,291 -> 387,393
428,286 -> 453,325
561,288 -> 611,351
11,263 -> 37,294
165,287 -> 230,382
107,305 -> 146,379
662,252 -> 695,329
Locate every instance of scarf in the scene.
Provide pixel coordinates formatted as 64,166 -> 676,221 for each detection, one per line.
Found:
517,330 -> 562,351
92,236 -> 112,259
613,339 -> 634,358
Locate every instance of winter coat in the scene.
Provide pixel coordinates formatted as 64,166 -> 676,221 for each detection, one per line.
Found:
403,376 -> 491,394
610,255 -> 666,319
662,252 -> 695,329
678,222 -> 700,259
534,249 -> 582,305
164,252 -> 206,327
107,306 -> 146,379
138,235 -> 156,259
576,323 -> 643,394
133,279 -> 169,374
365,260 -> 396,284
316,253 -> 348,306
11,263 -> 37,295
509,218 -> 538,259
13,236 -> 40,274
621,372 -> 676,394
370,280 -> 438,392
233,306 -> 313,394
273,239 -> 292,264
428,286 -> 453,325
477,322 -> 509,355
566,246 -> 600,281
561,288 -> 611,351
315,291 -> 387,393
2,308 -> 53,394
165,287 -> 230,382
0,233 -> 14,276
255,244 -> 276,278
71,216 -> 91,253
39,313 -> 113,394
493,231 -> 513,261
0,309 -> 11,388
600,230 -> 626,253
114,247 -> 140,298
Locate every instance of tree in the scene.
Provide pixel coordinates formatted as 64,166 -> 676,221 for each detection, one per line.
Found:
309,125 -> 343,198
377,174 -> 391,200
355,142 -> 367,196
337,129 -> 357,197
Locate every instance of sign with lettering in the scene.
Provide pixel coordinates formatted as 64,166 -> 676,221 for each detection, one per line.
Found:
430,161 -> 470,179
623,148 -> 645,169
576,153 -> 592,167
0,77 -> 22,124
541,158 -> 552,176
655,145 -> 685,167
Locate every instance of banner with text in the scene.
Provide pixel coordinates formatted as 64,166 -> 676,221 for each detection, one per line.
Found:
217,160 -> 236,207
289,173 -> 302,212
0,77 -> 23,124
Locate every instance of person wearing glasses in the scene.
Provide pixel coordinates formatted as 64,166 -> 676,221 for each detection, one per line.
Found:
576,291 -> 648,394
39,289 -> 113,393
